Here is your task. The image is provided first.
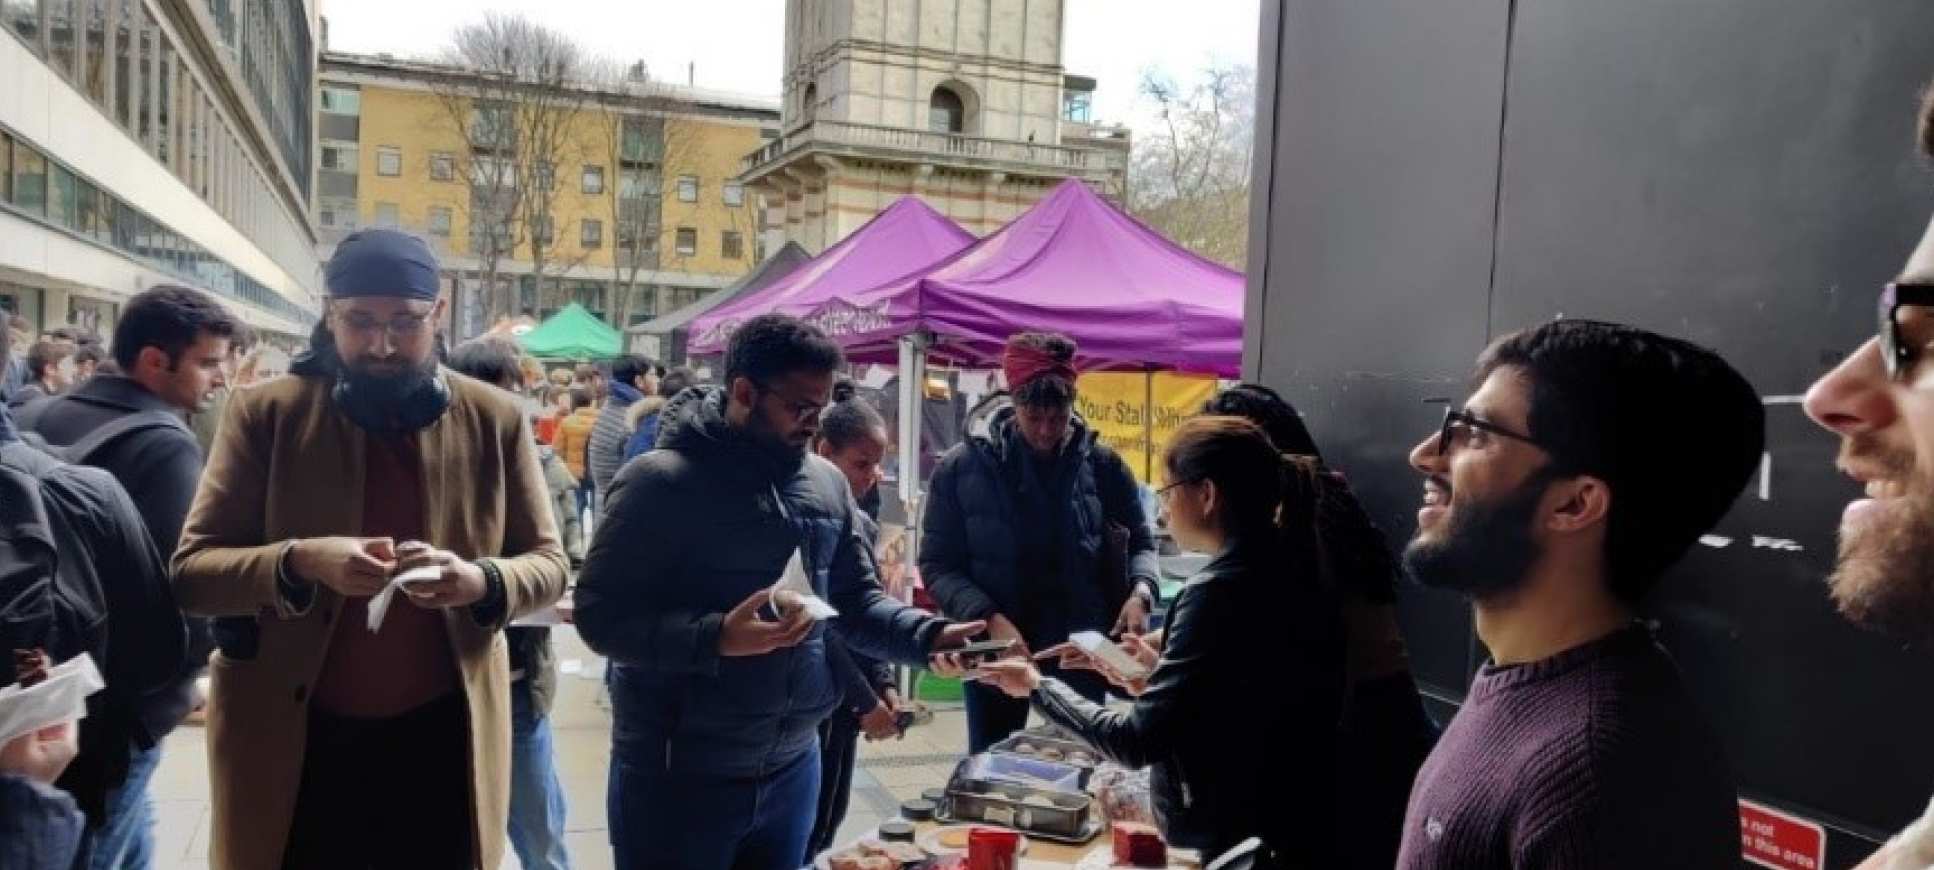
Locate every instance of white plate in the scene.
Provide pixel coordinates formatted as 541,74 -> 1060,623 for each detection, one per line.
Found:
916,825 -> 1030,858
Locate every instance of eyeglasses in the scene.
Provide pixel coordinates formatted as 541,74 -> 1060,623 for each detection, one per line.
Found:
752,380 -> 828,421
1430,401 -> 1550,457
1879,282 -> 1934,381
1156,478 -> 1199,499
337,311 -> 432,340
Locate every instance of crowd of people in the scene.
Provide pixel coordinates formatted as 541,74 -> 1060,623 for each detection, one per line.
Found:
7,88 -> 1934,870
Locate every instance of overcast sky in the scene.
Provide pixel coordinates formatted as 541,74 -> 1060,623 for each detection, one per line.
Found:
319,0 -> 1262,133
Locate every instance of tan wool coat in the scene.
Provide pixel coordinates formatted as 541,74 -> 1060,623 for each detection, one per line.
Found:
171,371 -> 570,870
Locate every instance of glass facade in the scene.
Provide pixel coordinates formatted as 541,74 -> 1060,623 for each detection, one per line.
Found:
0,130 -> 313,325
3,1 -> 323,308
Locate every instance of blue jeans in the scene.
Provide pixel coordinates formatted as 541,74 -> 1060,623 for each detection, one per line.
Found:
509,682 -> 573,870
86,739 -> 160,870
608,740 -> 821,870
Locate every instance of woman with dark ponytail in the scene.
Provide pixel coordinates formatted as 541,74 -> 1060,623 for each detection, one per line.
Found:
974,416 -> 1347,867
1204,383 -> 1437,870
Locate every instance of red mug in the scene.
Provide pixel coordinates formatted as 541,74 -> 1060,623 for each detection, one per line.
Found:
967,827 -> 1020,870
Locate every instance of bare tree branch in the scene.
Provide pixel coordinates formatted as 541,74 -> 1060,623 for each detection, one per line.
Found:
1129,62 -> 1255,268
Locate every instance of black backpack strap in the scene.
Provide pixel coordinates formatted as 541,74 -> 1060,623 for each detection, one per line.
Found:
60,410 -> 189,467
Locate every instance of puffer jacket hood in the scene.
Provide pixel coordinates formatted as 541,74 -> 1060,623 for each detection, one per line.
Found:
653,385 -> 721,454
971,403 -> 1101,469
624,395 -> 668,433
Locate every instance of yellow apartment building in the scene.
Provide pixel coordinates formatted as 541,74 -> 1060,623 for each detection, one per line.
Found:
316,51 -> 781,337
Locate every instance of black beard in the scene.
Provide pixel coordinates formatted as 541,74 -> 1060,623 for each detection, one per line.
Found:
1402,475 -> 1549,598
334,356 -> 447,434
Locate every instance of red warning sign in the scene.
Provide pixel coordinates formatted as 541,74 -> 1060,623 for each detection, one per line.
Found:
1740,799 -> 1827,870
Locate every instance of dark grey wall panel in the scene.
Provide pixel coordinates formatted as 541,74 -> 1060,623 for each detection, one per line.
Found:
1490,0 -> 1934,852
1247,0 -> 1512,698
1250,0 -> 1934,863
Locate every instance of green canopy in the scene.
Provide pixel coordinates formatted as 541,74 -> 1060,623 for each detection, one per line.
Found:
518,303 -> 622,360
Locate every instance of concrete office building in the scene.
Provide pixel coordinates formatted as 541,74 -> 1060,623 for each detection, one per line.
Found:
0,0 -> 321,345
742,0 -> 1131,253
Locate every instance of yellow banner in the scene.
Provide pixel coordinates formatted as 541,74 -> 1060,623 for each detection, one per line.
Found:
1075,372 -> 1219,486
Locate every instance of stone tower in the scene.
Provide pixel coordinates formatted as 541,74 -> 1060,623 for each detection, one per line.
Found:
741,0 -> 1129,252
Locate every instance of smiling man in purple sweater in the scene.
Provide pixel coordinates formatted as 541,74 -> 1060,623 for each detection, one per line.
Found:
1394,320 -> 1765,869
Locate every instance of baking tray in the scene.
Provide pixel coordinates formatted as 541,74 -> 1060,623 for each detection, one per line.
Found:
942,756 -> 1099,842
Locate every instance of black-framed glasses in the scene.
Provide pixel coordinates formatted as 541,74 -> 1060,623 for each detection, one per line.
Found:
1428,400 -> 1550,457
336,309 -> 432,339
1880,282 -> 1934,381
1156,478 -> 1199,499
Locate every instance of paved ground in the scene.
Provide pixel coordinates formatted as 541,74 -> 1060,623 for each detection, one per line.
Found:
150,626 -> 974,870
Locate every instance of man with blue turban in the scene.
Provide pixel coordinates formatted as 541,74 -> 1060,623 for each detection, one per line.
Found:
172,229 -> 570,870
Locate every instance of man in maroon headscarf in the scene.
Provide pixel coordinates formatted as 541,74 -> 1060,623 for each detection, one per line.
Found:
920,331 -> 1161,752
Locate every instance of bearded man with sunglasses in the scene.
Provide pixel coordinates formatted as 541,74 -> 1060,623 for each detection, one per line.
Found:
1394,319 -> 1764,869
172,229 -> 569,870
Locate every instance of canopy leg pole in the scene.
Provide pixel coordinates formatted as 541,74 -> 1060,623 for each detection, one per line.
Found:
898,334 -> 930,702
1144,369 -> 1155,482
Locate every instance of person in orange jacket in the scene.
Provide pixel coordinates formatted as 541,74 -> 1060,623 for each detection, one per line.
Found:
554,388 -> 599,523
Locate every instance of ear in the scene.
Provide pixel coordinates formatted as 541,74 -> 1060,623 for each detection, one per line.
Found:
1545,474 -> 1612,535
135,345 -> 170,376
728,376 -> 757,411
1196,478 -> 1222,521
432,296 -> 450,321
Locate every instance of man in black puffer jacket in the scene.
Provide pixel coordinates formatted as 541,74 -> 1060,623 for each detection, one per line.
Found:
920,331 -> 1160,753
574,315 -> 982,870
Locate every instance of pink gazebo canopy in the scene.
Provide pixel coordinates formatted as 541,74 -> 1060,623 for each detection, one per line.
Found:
806,179 -> 1245,376
686,197 -> 975,354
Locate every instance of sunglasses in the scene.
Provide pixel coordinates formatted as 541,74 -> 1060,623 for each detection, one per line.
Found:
1880,282 -> 1934,381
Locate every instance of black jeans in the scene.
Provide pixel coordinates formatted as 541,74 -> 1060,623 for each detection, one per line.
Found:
282,693 -> 474,870
963,663 -> 1110,754
808,710 -> 863,856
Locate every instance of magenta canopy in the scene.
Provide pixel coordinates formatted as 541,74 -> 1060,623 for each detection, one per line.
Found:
691,180 -> 1245,377
686,196 -> 975,355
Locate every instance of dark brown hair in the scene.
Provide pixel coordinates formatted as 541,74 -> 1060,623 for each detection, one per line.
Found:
1165,415 -> 1323,537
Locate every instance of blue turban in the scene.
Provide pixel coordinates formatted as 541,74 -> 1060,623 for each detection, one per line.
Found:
324,229 -> 441,300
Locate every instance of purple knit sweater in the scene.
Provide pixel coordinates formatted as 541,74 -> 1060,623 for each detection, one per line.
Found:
1394,625 -> 1737,869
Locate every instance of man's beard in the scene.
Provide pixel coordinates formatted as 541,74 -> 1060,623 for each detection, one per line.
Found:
1402,474 -> 1549,598
343,354 -> 437,400
742,410 -> 812,472
1829,437 -> 1934,643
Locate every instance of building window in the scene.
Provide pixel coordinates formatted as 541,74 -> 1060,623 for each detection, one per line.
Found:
676,175 -> 698,203
320,85 -> 360,115
533,215 -> 554,245
675,227 -> 696,256
47,0 -> 76,78
82,0 -> 108,104
620,169 -> 658,199
1063,89 -> 1093,124
430,153 -> 455,182
930,86 -> 966,134
376,146 -> 401,176
721,231 -> 743,260
5,0 -> 40,53
582,165 -> 604,195
8,139 -> 46,217
534,161 -> 554,192
427,206 -> 452,237
320,143 -> 357,172
373,202 -> 400,228
723,182 -> 745,207
581,219 -> 603,248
